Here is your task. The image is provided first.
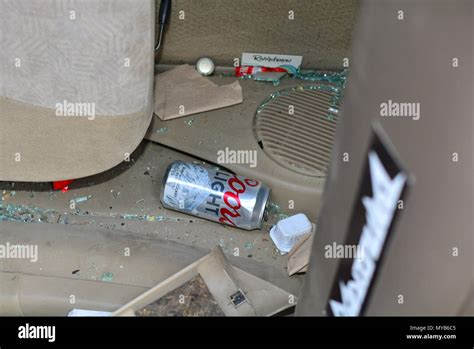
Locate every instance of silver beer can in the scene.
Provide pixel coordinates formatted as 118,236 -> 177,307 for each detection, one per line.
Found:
160,161 -> 270,230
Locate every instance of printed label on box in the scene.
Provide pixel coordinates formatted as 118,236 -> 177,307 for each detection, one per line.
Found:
241,53 -> 303,69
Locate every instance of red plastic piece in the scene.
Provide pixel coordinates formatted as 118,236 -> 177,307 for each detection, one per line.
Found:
53,180 -> 74,192
235,66 -> 287,77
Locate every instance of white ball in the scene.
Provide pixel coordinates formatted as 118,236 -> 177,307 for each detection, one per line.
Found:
196,57 -> 215,76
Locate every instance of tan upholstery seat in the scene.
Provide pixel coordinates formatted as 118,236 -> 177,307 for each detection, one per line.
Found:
297,0 -> 473,315
0,0 -> 155,181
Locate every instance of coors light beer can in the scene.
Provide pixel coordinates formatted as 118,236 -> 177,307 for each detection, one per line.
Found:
160,161 -> 270,230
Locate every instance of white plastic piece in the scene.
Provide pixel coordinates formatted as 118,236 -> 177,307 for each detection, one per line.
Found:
269,213 -> 312,254
68,309 -> 112,317
196,57 -> 215,76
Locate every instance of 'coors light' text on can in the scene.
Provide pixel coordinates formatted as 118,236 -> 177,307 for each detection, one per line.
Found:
160,161 -> 270,230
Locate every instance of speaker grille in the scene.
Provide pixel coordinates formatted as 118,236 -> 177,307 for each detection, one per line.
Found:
254,85 -> 341,177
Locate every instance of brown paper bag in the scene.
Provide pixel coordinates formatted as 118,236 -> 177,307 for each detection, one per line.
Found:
154,65 -> 243,120
287,224 -> 316,276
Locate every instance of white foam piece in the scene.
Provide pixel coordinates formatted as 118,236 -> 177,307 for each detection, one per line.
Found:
270,213 -> 313,254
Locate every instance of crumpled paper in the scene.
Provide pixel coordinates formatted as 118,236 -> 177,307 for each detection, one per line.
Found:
154,65 -> 243,120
